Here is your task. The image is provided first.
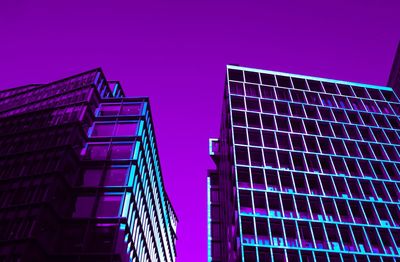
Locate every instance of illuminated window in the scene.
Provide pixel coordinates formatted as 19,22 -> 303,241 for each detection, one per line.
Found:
114,123 -> 137,137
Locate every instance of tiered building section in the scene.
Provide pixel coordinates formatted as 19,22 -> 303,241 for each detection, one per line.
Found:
0,69 -> 177,262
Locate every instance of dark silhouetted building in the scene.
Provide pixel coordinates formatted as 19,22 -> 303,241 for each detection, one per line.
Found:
209,65 -> 400,261
388,42 -> 400,92
0,69 -> 177,262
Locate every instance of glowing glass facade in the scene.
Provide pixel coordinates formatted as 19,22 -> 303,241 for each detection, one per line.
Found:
209,65 -> 400,261
0,69 -> 177,262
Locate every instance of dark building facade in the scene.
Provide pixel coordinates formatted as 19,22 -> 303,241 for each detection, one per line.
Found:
0,69 -> 177,262
209,65 -> 400,261
388,42 -> 400,91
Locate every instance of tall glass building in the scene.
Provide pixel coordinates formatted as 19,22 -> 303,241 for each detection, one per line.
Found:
209,65 -> 400,261
0,69 -> 177,262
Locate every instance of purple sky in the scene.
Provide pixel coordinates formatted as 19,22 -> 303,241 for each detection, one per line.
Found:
1,0 -> 400,260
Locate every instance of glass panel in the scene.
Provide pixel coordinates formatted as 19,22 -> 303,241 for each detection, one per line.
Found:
91,123 -> 115,137
99,104 -> 120,116
120,103 -> 142,115
104,167 -> 129,186
87,144 -> 109,160
115,123 -> 137,136
110,144 -> 133,159
73,196 -> 95,217
96,195 -> 122,217
83,169 -> 102,186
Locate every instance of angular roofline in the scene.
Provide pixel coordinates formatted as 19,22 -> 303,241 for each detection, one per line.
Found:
0,84 -> 42,93
227,64 -> 393,92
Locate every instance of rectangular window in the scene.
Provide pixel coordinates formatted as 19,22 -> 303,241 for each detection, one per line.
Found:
322,82 -> 339,94
334,96 -> 351,109
261,114 -> 276,130
304,105 -> 319,119
115,123 -> 138,136
291,90 -> 306,103
260,86 -> 276,99
277,132 -> 291,150
261,100 -> 275,113
290,118 -> 304,133
306,92 -> 322,105
307,80 -> 323,92
245,83 -> 260,96
120,103 -> 142,115
86,144 -> 109,160
248,129 -> 262,146
246,98 -> 260,112
276,116 -> 291,132
291,134 -> 305,151
264,149 -> 277,168
290,103 -> 305,117
250,148 -> 264,167
235,146 -> 249,165
275,101 -> 290,115
73,196 -> 95,217
234,127 -> 248,145
276,75 -> 292,88
91,123 -> 115,137
352,86 -> 370,98
96,195 -> 123,217
98,104 -> 120,116
261,73 -> 276,86
276,88 -> 291,101
337,84 -> 354,96
83,169 -> 102,186
247,112 -> 261,128
318,107 -> 334,121
292,78 -> 308,90
245,72 -> 260,84
232,110 -> 246,126
110,144 -> 133,159
104,167 -> 129,186
229,81 -> 244,95
231,96 -> 245,109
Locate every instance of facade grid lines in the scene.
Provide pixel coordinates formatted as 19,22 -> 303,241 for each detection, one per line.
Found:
209,65 -> 400,262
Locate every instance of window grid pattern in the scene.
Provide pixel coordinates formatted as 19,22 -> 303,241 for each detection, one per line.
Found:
227,66 -> 400,261
80,100 -> 177,262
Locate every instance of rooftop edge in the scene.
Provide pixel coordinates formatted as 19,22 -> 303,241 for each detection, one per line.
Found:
227,65 -> 393,92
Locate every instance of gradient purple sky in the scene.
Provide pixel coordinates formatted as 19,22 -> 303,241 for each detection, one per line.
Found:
1,0 -> 400,260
